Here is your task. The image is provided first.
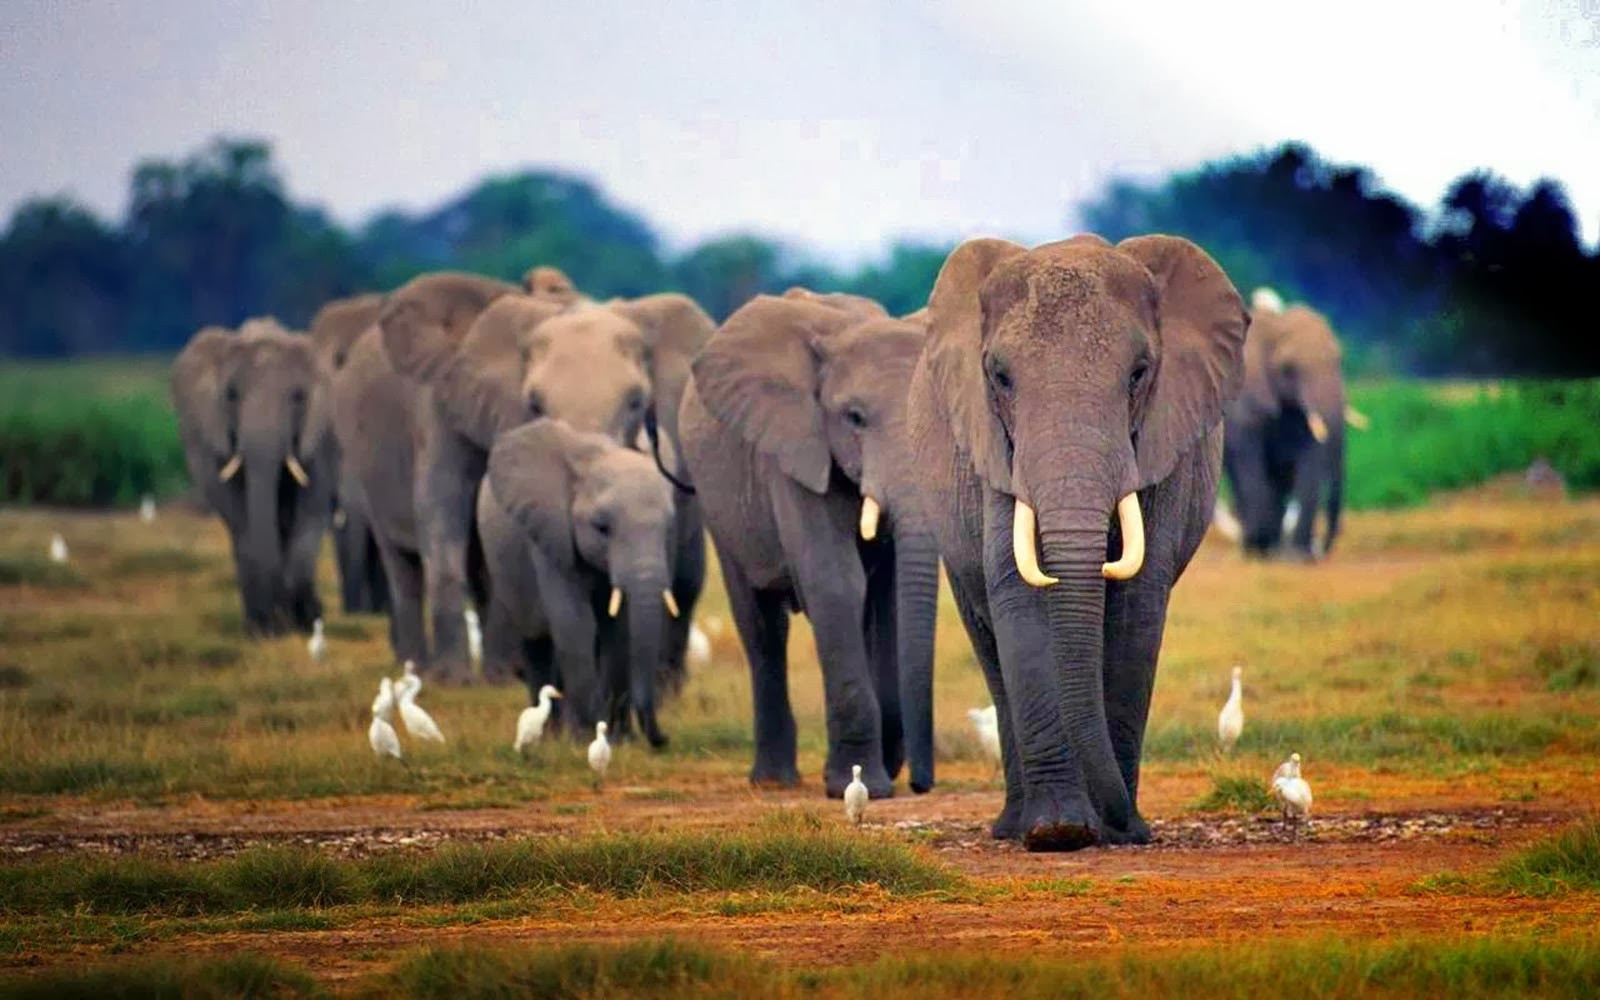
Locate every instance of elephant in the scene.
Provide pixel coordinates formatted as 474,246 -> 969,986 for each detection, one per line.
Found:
378,286 -> 714,688
171,317 -> 338,637
1220,295 -> 1349,560
678,292 -> 940,799
309,292 -> 391,615
905,233 -> 1250,850
477,418 -> 681,746
330,271 -> 526,670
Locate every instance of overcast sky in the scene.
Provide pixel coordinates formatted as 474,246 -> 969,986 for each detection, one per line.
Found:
1,0 -> 1596,264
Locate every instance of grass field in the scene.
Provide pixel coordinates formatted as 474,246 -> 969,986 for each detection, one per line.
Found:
2,364 -> 1600,993
2,458 -> 1599,993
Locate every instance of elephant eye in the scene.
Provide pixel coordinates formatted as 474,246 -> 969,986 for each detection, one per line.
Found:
590,511 -> 611,536
525,391 -> 545,418
986,356 -> 1014,395
1129,361 -> 1150,394
625,390 -> 646,413
844,405 -> 869,429
289,387 -> 307,407
224,382 -> 240,404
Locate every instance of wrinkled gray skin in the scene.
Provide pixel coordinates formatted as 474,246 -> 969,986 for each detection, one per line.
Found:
330,271 -> 525,671
679,292 -> 939,799
379,287 -> 713,689
905,234 -> 1249,851
309,292 -> 391,615
478,419 -> 679,746
1221,303 -> 1346,560
172,318 -> 337,637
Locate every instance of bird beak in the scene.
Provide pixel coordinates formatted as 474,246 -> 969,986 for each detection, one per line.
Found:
550,691 -> 563,699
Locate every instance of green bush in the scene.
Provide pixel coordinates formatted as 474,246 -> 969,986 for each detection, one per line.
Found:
1345,379 -> 1600,510
0,359 -> 187,506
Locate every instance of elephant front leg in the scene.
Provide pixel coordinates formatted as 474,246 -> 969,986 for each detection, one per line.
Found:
375,541 -> 428,666
1100,577 -> 1173,846
981,490 -> 1098,849
1285,444 -> 1324,560
862,542 -> 905,783
417,434 -> 484,683
946,565 -> 1026,839
719,551 -> 799,787
774,484 -> 891,799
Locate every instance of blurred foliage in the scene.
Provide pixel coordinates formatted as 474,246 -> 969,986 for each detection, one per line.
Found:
4,135 -> 1597,376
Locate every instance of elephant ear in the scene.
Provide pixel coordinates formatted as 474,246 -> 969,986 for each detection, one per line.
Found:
381,280 -> 558,450
1234,306 -> 1287,418
1116,235 -> 1251,489
611,292 -> 715,419
922,237 -> 1027,495
689,296 -> 860,493
171,325 -> 237,461
309,293 -> 383,374
487,418 -> 607,567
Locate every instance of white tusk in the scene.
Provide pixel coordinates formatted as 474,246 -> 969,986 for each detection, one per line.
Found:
1344,405 -> 1370,431
1305,411 -> 1329,443
662,589 -> 680,618
1012,499 -> 1058,587
1102,493 -> 1146,581
859,496 -> 881,541
217,454 -> 243,482
608,587 -> 622,618
285,455 -> 310,487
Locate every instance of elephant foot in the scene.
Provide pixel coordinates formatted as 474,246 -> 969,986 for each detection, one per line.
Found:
990,793 -> 1026,840
1020,784 -> 1100,852
1101,810 -> 1153,846
824,755 -> 893,799
908,769 -> 933,795
427,658 -> 476,687
749,761 -> 801,788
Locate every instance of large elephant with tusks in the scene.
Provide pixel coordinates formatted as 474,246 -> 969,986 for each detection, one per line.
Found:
906,234 -> 1250,850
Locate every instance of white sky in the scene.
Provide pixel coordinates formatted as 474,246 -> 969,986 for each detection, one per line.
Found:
0,0 -> 1595,265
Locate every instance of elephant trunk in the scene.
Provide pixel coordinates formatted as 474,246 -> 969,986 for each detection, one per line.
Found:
893,529 -> 940,794
1022,477 -> 1135,834
623,577 -> 670,749
241,444 -> 287,636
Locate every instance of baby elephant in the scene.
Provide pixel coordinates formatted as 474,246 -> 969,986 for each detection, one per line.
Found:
477,418 -> 681,748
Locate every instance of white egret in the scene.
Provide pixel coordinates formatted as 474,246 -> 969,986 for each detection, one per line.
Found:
514,684 -> 564,754
843,764 -> 869,826
48,534 -> 68,564
1217,665 -> 1244,753
464,608 -> 483,664
587,721 -> 611,788
368,677 -> 404,765
967,705 -> 1001,778
307,618 -> 327,663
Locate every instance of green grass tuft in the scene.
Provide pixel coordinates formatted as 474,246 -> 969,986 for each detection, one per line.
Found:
364,939 -> 732,1000
1534,642 -> 1600,692
1491,818 -> 1600,896
0,952 -> 318,1000
0,557 -> 85,588
0,829 -> 956,917
1194,773 -> 1277,813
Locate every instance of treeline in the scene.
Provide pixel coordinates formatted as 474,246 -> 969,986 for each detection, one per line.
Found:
1,136 -> 1596,376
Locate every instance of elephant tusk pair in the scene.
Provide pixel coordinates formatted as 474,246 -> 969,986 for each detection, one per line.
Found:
859,496 -> 881,541
606,587 -> 680,619
217,454 -> 243,482
285,456 -> 310,487
1012,493 -> 1146,587
1305,410 -> 1329,443
1344,404 -> 1371,431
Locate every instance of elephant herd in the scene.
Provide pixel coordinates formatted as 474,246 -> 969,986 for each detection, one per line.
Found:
170,232 -> 1358,852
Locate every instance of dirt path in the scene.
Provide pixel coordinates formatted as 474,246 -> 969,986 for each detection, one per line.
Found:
3,780 -> 1594,981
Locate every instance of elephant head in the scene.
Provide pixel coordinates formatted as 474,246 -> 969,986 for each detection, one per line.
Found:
523,265 -> 591,307
382,286 -> 714,473
926,234 -> 1248,827
487,418 -> 679,746
1236,303 -> 1345,445
309,293 -> 384,374
171,318 -> 336,635
690,293 -> 941,790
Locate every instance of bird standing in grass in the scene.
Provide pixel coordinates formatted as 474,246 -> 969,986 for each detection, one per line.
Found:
1217,665 -> 1244,753
48,534 -> 68,564
464,608 -> 483,665
1271,752 -> 1313,838
395,662 -> 445,743
587,721 -> 611,788
139,496 -> 157,522
368,677 -> 404,765
687,622 -> 711,670
967,705 -> 1001,779
307,618 -> 327,663
844,764 -> 869,826
514,684 -> 563,755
